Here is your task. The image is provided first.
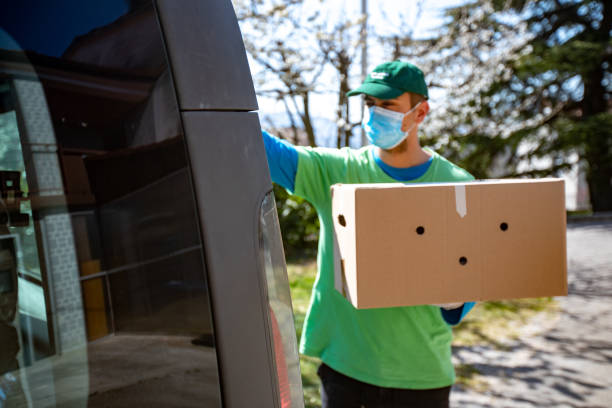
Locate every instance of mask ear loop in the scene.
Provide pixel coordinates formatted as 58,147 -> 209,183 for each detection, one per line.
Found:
396,100 -> 424,144
402,100 -> 423,119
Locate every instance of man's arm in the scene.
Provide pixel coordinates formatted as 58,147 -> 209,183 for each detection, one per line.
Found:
262,130 -> 298,192
263,130 -> 344,209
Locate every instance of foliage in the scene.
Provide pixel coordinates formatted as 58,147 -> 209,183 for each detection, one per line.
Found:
234,0 -> 320,146
395,0 -> 611,209
273,183 -> 319,257
233,0 -> 366,148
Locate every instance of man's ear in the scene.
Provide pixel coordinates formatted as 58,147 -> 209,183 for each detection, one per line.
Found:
416,101 -> 430,123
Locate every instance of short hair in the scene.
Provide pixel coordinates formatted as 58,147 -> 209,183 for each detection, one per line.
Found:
409,92 -> 426,108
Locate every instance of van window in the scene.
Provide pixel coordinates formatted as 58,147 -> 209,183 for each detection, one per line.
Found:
0,2 -> 222,406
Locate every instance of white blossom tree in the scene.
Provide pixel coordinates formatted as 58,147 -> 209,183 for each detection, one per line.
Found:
233,0 -> 373,148
389,0 -> 611,210
234,0 -> 323,146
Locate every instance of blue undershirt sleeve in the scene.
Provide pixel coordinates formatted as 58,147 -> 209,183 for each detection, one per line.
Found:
262,130 -> 298,192
440,301 -> 476,326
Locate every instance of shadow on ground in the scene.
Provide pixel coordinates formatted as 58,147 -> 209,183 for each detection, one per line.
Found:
451,221 -> 612,408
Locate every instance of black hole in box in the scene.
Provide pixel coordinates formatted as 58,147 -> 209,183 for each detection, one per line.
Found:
416,226 -> 425,235
459,257 -> 468,266
500,222 -> 508,231
338,215 -> 346,227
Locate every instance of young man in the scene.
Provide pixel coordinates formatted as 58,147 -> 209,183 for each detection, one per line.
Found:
263,61 -> 476,408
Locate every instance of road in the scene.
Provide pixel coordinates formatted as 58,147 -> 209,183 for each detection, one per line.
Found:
451,220 -> 612,408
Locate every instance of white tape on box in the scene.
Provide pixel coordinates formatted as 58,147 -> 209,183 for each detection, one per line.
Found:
455,185 -> 467,218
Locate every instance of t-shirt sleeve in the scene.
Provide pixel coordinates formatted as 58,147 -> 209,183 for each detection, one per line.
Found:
448,162 -> 475,182
293,147 -> 348,209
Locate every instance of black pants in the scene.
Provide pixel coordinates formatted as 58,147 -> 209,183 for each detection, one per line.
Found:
317,363 -> 451,408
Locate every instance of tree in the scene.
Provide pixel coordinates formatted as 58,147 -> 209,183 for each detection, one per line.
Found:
316,17 -> 364,148
233,0 -> 369,149
392,0 -> 611,210
234,0 -> 322,147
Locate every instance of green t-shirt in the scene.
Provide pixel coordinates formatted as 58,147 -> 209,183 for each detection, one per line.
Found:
293,145 -> 474,389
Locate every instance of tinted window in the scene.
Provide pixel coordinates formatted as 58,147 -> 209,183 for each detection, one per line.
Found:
0,2 -> 222,406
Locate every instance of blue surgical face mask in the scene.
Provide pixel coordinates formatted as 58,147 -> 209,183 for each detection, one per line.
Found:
362,102 -> 422,150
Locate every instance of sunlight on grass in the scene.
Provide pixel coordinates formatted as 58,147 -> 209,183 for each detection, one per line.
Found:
286,258 -> 558,406
453,298 -> 559,348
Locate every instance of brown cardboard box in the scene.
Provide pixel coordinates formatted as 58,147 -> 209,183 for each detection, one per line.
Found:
331,179 -> 567,309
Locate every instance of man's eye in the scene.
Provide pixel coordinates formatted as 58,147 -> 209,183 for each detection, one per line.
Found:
365,100 -> 374,107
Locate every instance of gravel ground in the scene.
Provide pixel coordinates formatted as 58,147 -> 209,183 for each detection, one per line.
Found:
450,220 -> 612,408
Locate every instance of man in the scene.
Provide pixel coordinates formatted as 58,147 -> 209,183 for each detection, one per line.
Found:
263,61 -> 476,408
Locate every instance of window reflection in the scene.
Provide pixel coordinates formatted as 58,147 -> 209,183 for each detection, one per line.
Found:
1,2 -> 221,407
260,193 -> 305,408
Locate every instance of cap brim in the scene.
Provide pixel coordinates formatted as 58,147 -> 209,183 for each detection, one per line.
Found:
346,82 -> 404,99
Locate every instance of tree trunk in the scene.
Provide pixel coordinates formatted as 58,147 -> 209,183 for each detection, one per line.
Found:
281,97 -> 300,144
301,92 -> 316,147
336,53 -> 351,148
581,1 -> 612,211
585,139 -> 612,211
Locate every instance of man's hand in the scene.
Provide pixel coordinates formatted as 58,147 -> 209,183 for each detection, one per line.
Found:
432,302 -> 464,310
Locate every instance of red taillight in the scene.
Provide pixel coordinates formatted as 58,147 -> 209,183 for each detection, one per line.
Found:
270,308 -> 291,408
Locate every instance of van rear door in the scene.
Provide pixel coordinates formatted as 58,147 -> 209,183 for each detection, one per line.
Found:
0,1 -> 303,406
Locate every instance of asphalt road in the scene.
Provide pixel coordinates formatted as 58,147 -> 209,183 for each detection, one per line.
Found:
450,220 -> 612,408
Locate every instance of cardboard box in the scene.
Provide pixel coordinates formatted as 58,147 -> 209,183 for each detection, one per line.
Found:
331,179 -> 568,309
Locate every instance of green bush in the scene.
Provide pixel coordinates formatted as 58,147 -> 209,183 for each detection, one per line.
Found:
273,183 -> 319,258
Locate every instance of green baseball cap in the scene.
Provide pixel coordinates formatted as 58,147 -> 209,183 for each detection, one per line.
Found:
347,60 -> 428,99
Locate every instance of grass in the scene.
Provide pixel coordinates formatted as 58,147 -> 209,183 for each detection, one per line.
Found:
286,257 -> 558,407
453,297 -> 559,348
567,209 -> 593,217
